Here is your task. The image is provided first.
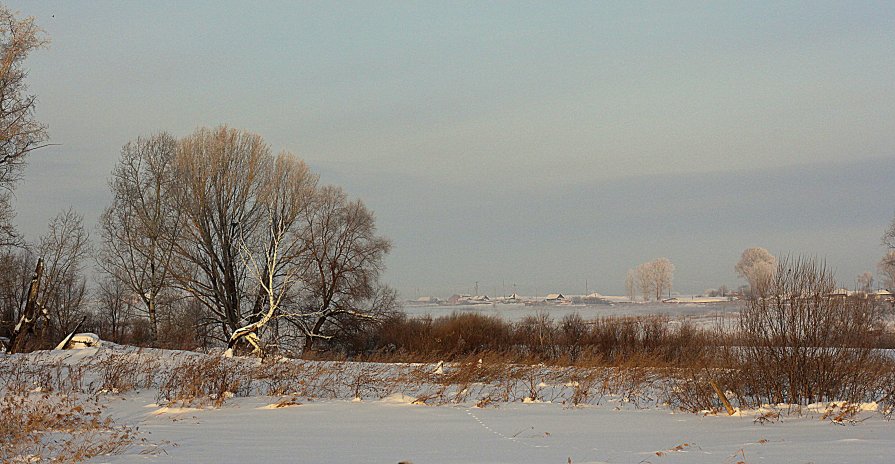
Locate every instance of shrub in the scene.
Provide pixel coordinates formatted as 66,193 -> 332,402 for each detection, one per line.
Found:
736,256 -> 893,406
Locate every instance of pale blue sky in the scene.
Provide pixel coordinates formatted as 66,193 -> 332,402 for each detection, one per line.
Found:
7,1 -> 895,297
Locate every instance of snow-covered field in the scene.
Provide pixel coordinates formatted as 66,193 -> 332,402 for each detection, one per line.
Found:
96,393 -> 892,464
3,344 -> 893,463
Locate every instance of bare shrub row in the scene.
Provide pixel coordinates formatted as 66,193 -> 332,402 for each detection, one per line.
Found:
350,312 -> 722,367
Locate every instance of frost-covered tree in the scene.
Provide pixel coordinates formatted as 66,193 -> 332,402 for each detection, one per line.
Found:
635,262 -> 651,301
633,258 -> 674,301
884,216 -> 895,250
624,269 -> 636,301
648,258 -> 674,300
856,272 -> 874,294
735,247 -> 776,297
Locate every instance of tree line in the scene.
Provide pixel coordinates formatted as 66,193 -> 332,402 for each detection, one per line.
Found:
0,7 -> 396,355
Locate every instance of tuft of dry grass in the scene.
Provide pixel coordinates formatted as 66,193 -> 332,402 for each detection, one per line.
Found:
0,390 -> 134,462
157,356 -> 253,407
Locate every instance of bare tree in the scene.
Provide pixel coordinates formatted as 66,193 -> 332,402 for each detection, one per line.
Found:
884,215 -> 895,250
170,126 -> 271,343
0,7 -> 49,247
286,186 -> 396,353
878,250 -> 895,290
856,271 -> 874,294
633,258 -> 674,301
0,248 -> 35,341
635,263 -> 651,301
735,247 -> 776,297
95,274 -> 135,344
624,269 -> 636,302
649,257 -> 674,300
36,209 -> 90,342
97,133 -> 180,343
226,153 -> 317,355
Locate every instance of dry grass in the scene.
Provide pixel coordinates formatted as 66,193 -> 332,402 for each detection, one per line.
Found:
0,390 -> 134,463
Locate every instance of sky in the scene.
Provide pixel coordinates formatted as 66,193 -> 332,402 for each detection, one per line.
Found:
6,1 -> 895,298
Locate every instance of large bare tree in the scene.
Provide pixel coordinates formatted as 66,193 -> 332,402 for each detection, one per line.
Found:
226,153 -> 317,355
97,133 -> 180,343
0,7 -> 49,247
286,186 -> 396,353
170,126 -> 271,343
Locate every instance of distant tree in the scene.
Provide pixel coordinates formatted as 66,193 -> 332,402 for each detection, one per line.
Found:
704,285 -> 728,297
878,250 -> 895,290
884,215 -> 895,250
649,258 -> 674,300
632,258 -> 674,301
0,7 -> 49,247
97,133 -> 180,343
735,247 -> 776,297
856,271 -> 874,293
624,269 -> 636,301
635,263 -> 651,301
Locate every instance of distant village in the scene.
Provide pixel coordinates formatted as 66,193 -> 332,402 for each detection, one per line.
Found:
411,292 -> 613,306
406,288 -> 895,307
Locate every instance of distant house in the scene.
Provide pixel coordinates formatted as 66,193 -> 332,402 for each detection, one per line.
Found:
874,289 -> 893,300
582,292 -> 611,305
830,288 -> 850,298
545,293 -> 566,303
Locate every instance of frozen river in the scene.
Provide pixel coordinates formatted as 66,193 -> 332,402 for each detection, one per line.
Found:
402,301 -> 743,324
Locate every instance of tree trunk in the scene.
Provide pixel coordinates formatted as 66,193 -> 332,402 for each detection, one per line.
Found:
8,258 -> 44,354
147,297 -> 158,345
303,317 -> 326,354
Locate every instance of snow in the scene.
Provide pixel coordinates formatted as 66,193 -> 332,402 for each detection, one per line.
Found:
68,332 -> 102,349
91,393 -> 894,464
2,345 -> 894,463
